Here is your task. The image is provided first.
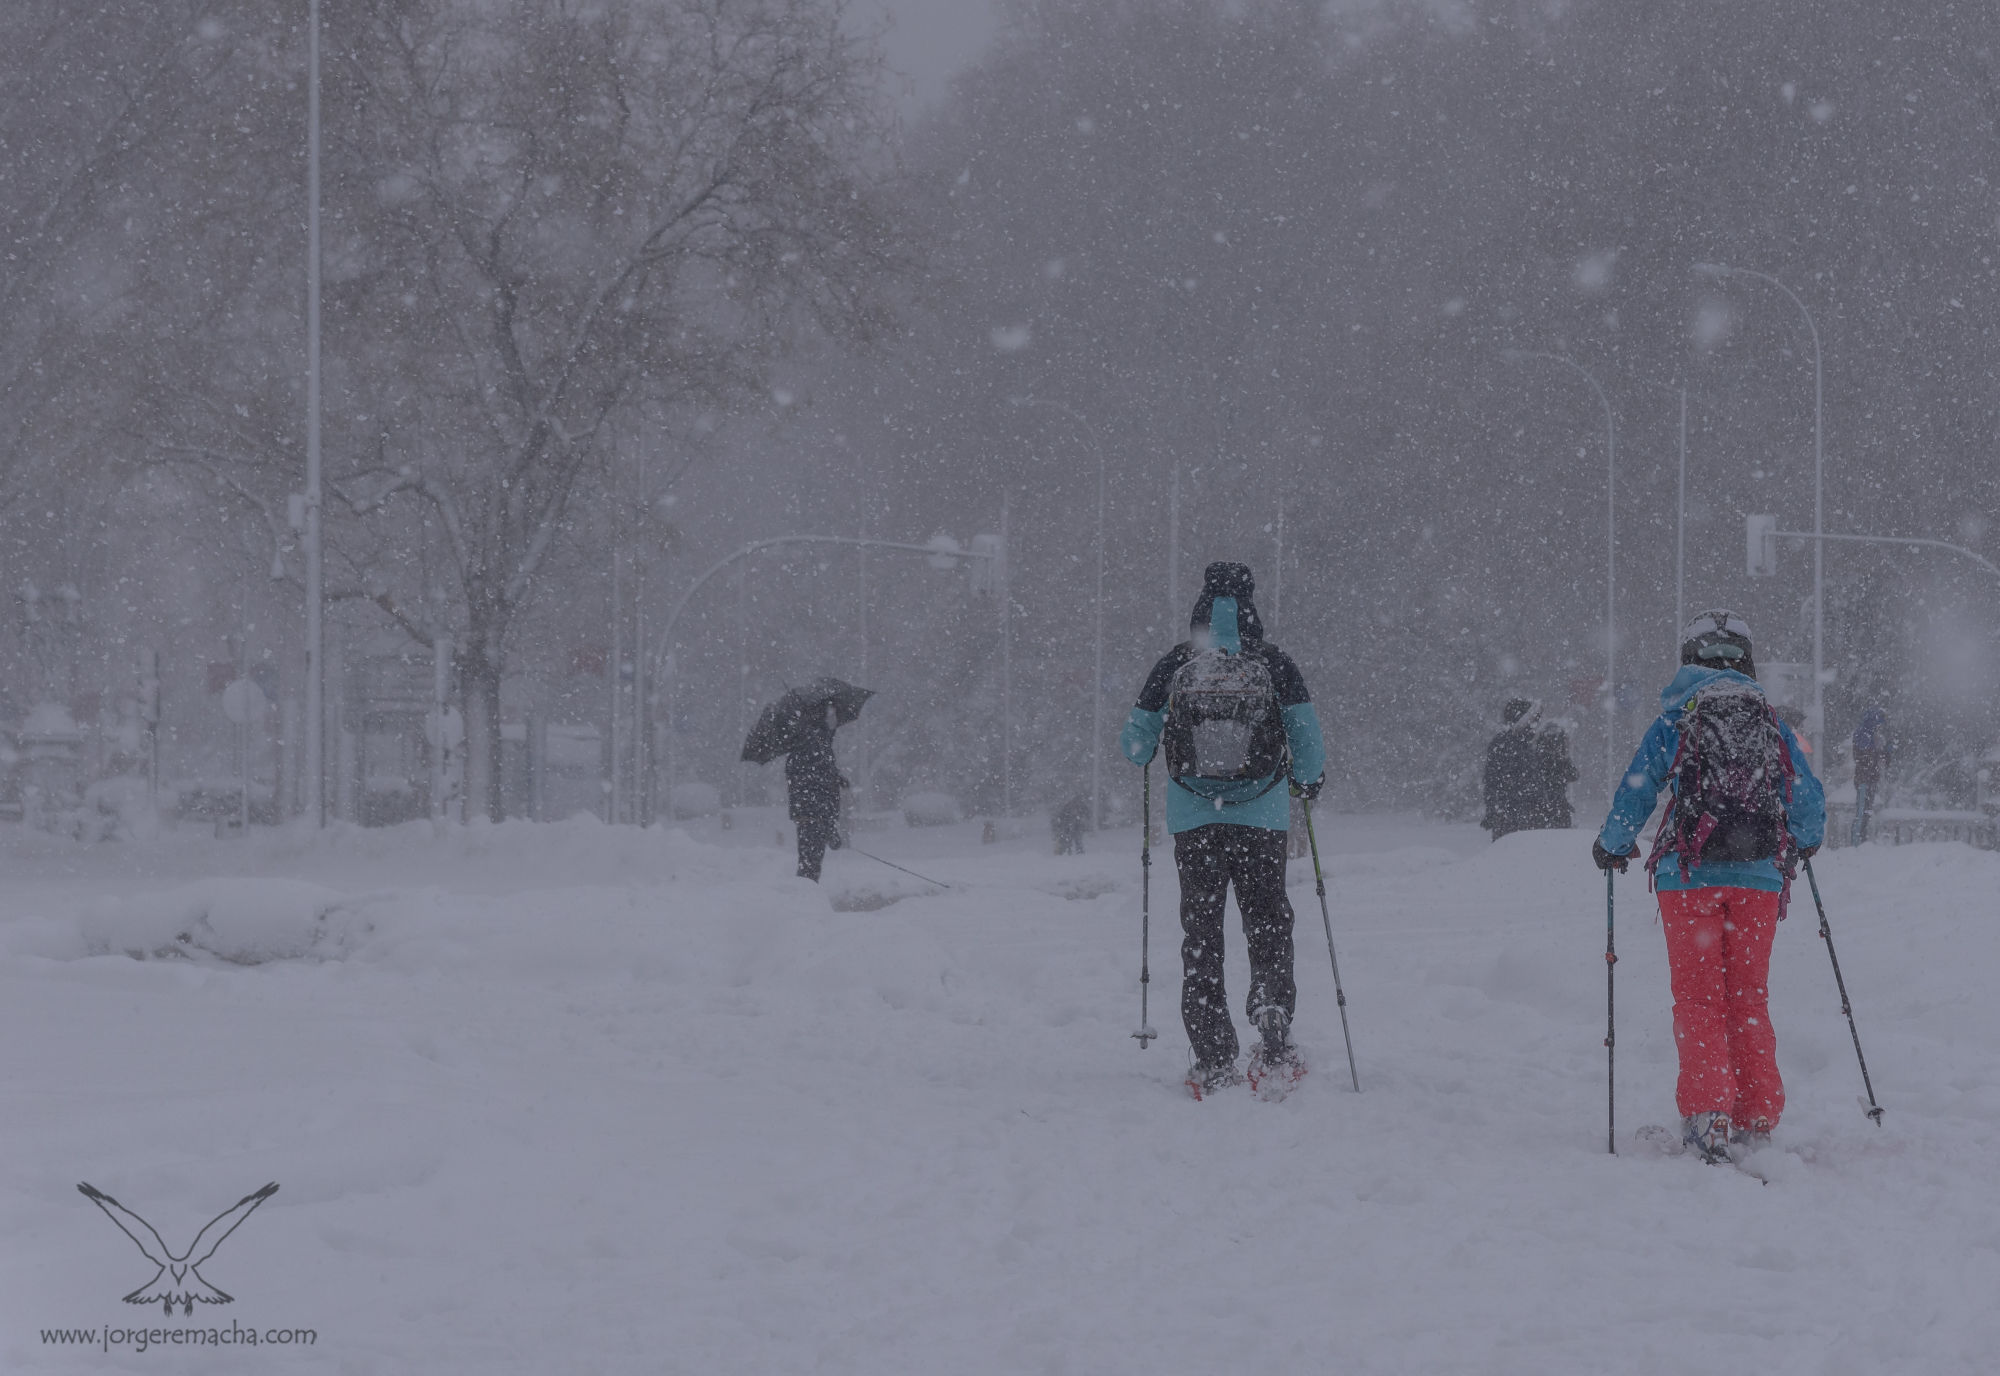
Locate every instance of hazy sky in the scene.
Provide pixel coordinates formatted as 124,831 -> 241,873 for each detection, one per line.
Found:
862,0 -> 998,107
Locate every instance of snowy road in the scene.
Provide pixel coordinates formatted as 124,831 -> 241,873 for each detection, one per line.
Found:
2,815 -> 1995,1373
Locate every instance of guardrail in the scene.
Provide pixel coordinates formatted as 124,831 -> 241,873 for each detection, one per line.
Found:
1828,802 -> 1996,850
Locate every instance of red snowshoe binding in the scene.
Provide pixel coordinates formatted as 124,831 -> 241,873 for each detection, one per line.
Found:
1246,1007 -> 1306,1101
1185,1058 -> 1243,1100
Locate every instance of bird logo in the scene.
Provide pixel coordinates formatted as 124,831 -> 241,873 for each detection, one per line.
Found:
77,1181 -> 279,1315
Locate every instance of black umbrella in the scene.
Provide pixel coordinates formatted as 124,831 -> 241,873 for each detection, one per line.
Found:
740,678 -> 873,764
808,676 -> 874,726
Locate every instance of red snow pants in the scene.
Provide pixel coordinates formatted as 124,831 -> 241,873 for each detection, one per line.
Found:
1656,886 -> 1784,1128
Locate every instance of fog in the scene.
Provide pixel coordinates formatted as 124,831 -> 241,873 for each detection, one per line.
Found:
4,0 -> 1997,832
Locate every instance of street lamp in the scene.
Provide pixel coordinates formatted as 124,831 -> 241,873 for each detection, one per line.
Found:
1694,262 -> 1824,756
1501,349 -> 1620,794
1747,521 -> 2000,587
1010,395 -> 1108,828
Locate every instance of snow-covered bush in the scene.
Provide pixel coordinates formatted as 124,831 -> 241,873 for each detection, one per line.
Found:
79,775 -> 162,843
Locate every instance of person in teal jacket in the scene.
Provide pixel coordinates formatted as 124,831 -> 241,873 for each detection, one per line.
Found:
1593,610 -> 1825,1161
1120,562 -> 1326,1094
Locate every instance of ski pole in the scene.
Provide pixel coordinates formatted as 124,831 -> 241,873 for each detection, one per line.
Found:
1133,764 -> 1157,1047
845,845 -> 951,891
1605,867 -> 1617,1155
1803,857 -> 1885,1124
1302,801 -> 1359,1091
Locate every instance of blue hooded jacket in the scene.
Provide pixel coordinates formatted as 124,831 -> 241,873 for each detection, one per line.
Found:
1118,567 -> 1324,835
1597,664 -> 1826,892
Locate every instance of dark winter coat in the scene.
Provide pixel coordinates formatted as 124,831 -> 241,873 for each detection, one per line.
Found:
784,725 -> 844,823
1481,723 -> 1577,837
1851,708 -> 1892,790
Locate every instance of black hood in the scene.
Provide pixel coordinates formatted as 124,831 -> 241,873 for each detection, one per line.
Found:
1189,561 -> 1264,642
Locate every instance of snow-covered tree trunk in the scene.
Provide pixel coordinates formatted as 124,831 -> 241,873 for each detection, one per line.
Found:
458,643 -> 505,823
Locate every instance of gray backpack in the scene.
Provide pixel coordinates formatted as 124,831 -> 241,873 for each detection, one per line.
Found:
1162,649 -> 1288,799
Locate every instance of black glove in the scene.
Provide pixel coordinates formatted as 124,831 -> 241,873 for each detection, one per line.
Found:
1796,843 -> 1819,862
1592,838 -> 1633,873
1290,775 -> 1324,802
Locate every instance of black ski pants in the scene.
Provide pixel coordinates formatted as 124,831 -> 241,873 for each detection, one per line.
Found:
1173,823 -> 1296,1067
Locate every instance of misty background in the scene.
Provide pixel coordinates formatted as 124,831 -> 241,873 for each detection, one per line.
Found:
4,0 -> 1997,832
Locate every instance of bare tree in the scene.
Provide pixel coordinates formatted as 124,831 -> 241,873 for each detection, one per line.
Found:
144,0 -> 897,818
0,3 -> 270,513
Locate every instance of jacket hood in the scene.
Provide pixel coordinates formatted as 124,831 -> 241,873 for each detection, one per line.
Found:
1189,562 -> 1264,646
1657,663 -> 1760,717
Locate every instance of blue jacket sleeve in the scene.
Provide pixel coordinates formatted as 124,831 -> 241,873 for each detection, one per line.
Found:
1598,716 -> 1678,855
1120,707 -> 1165,767
1778,721 -> 1826,849
1284,702 -> 1325,785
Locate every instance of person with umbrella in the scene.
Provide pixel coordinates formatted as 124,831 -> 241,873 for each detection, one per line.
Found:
742,678 -> 872,882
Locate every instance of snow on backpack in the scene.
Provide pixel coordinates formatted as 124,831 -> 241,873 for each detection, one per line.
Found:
1162,649 -> 1288,800
1648,678 -> 1796,884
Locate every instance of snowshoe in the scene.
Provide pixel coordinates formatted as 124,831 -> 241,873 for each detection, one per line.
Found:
1185,1058 -> 1243,1101
1632,1123 -> 1687,1156
1682,1111 -> 1734,1165
1246,1043 -> 1306,1101
1730,1117 -> 1774,1150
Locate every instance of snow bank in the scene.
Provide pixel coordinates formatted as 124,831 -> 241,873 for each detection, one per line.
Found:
77,879 -> 357,964
2,818 -> 1998,1374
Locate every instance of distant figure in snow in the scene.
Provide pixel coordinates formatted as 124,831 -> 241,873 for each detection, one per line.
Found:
1119,561 -> 1326,1099
1592,610 -> 1825,1164
1479,698 -> 1576,840
1850,706 -> 1893,846
1050,794 -> 1089,855
786,705 -> 847,882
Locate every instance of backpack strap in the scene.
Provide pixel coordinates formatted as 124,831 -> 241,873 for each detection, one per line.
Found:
1676,697 -> 1706,881
1644,710 -> 1696,890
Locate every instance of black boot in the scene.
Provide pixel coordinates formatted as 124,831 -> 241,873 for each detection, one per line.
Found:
1254,1005 -> 1293,1061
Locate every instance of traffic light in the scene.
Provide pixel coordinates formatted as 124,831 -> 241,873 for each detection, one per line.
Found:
1746,514 -> 1778,577
969,533 -> 1005,597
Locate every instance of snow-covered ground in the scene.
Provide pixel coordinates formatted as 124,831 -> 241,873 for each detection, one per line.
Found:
3,812 -> 1997,1373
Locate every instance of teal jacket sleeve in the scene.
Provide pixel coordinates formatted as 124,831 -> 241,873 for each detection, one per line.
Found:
1120,707 -> 1165,767
1597,716 -> 1677,856
1777,720 -> 1826,849
1283,702 -> 1325,785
